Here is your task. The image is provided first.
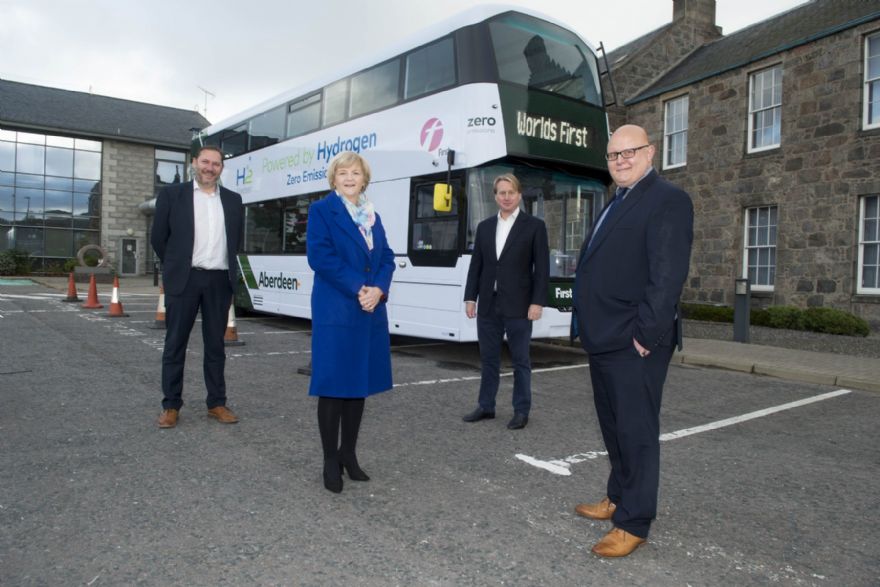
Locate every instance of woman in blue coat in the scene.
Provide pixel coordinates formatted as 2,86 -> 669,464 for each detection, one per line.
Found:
307,151 -> 395,493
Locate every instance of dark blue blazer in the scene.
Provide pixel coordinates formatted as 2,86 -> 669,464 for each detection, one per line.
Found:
150,181 -> 243,296
464,212 -> 550,318
573,170 -> 693,354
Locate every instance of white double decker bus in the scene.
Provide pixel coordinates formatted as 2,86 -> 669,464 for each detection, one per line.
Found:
200,5 -> 612,341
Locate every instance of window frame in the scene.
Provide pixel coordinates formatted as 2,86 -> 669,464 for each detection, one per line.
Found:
663,94 -> 689,169
863,32 -> 880,131
747,65 -> 783,154
742,205 -> 778,292
857,194 -> 880,295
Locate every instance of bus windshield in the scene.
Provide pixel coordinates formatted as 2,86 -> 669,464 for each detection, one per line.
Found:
489,13 -> 602,106
468,165 -> 606,279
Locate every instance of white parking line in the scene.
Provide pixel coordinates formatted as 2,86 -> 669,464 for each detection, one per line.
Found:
516,388 -> 853,476
392,363 -> 588,389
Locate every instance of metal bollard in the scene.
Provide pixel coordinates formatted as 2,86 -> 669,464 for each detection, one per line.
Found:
733,278 -> 750,343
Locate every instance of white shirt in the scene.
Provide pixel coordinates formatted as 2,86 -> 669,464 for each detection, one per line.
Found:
191,180 -> 228,270
495,207 -> 520,260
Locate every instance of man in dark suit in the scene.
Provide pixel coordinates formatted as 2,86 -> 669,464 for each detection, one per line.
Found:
462,173 -> 549,430
572,125 -> 693,557
151,145 -> 244,429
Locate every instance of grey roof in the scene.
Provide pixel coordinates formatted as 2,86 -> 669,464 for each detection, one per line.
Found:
0,79 -> 209,148
606,23 -> 673,68
627,0 -> 880,105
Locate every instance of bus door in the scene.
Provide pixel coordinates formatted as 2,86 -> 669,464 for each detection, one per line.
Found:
387,174 -> 467,340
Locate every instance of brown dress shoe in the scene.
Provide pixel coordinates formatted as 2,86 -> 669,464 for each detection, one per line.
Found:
207,406 -> 239,424
158,408 -> 179,428
575,497 -> 617,520
591,527 -> 646,557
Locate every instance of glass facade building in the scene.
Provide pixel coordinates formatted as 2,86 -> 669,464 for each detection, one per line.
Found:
0,128 -> 102,271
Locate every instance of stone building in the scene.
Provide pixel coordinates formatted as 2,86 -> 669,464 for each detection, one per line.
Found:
0,79 -> 207,275
607,0 -> 880,328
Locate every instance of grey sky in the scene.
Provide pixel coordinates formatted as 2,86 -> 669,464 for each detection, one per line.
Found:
0,0 -> 808,124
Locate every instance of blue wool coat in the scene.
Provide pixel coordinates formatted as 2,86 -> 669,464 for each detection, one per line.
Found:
306,192 -> 395,397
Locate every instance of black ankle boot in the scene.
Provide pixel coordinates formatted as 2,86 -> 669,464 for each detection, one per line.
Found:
339,451 -> 370,481
323,458 -> 343,493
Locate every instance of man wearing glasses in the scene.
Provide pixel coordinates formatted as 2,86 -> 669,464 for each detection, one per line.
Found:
572,125 -> 694,557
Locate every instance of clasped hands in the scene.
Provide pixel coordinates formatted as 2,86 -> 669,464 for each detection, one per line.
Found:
359,286 -> 383,313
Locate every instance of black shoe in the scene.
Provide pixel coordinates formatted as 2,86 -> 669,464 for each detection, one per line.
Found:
507,413 -> 528,430
463,407 -> 495,422
323,459 -> 343,493
339,451 -> 370,481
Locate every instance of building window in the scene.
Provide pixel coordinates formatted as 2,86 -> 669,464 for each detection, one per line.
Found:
748,65 -> 782,153
743,205 -> 777,290
0,128 -> 101,271
663,95 -> 688,168
864,33 -> 880,130
858,195 -> 880,294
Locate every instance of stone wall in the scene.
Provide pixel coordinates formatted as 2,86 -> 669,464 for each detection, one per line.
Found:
624,21 -> 880,328
101,140 -> 153,275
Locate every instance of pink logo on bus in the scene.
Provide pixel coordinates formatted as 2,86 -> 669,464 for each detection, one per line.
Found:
420,118 -> 444,152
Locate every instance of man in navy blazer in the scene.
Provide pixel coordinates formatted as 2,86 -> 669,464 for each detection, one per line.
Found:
151,146 -> 244,429
463,173 -> 549,430
572,125 -> 693,557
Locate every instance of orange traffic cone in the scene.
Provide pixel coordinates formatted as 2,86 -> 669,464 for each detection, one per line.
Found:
107,276 -> 129,317
81,274 -> 103,309
149,285 -> 166,329
223,304 -> 245,346
62,272 -> 80,302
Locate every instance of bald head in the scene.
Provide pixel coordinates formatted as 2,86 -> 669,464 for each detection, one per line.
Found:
606,124 -> 655,188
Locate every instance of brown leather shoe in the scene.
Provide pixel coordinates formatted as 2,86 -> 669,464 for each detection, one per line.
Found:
207,406 -> 239,424
158,408 -> 178,428
575,497 -> 616,520
591,527 -> 646,557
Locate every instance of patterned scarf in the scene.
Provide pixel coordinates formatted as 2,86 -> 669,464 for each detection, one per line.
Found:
338,191 -> 375,250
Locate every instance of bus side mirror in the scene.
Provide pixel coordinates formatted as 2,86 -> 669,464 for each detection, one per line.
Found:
433,184 -> 453,212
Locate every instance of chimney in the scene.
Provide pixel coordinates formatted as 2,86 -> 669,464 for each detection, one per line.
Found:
672,0 -> 717,27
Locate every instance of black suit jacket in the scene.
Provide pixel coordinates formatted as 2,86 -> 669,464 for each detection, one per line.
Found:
150,181 -> 244,296
573,169 -> 693,354
464,211 -> 550,318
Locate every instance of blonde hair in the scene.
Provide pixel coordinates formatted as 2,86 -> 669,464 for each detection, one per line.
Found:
493,173 -> 521,194
327,151 -> 372,192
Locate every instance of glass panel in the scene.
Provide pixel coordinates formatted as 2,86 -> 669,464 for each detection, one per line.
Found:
18,132 -> 45,145
284,195 -> 320,253
74,150 -> 101,180
323,80 -> 348,127
73,230 -> 99,249
0,185 -> 11,210
156,161 -> 183,186
44,228 -> 72,257
758,267 -> 769,285
758,248 -> 769,266
220,126 -> 248,158
287,94 -> 321,138
73,138 -> 102,152
0,141 -> 14,171
155,149 -> 185,162
45,147 -> 74,177
865,219 -> 878,242
0,171 -> 13,185
748,248 -> 757,265
412,220 -> 457,252
862,265 -> 877,288
0,225 -> 13,250
15,173 -> 44,188
16,187 -> 44,215
249,105 -> 286,150
748,267 -> 757,284
350,59 -> 400,118
0,129 -> 16,141
0,208 -> 13,222
15,227 -> 43,256
489,12 -> 602,105
16,143 -> 45,174
44,216 -> 73,228
748,227 -> 757,246
46,135 -> 75,148
244,200 -> 283,253
74,179 -> 101,194
44,191 -> 73,215
864,243 -> 878,265
405,37 -> 455,100
73,193 -> 99,217
864,195 -> 878,220
45,176 -> 73,191
868,36 -> 880,78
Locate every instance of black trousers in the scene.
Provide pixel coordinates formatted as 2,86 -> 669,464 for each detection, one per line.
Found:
587,341 -> 675,539
476,305 -> 533,416
161,269 -> 232,410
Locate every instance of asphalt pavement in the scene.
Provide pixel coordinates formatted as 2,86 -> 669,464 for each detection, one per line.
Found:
27,274 -> 880,394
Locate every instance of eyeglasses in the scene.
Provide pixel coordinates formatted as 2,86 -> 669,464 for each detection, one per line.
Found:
605,145 -> 651,161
